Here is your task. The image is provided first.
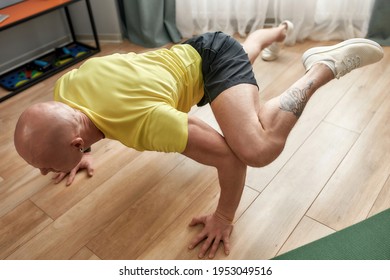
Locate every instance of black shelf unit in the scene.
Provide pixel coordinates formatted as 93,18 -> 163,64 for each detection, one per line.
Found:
0,0 -> 100,102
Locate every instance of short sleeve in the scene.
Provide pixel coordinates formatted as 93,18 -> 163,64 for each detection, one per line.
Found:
139,104 -> 189,153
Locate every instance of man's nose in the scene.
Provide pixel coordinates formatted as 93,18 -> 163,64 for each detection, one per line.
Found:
40,168 -> 49,175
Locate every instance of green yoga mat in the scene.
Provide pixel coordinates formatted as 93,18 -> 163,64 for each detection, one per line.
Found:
274,209 -> 390,260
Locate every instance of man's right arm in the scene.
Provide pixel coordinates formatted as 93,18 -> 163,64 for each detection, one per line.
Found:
182,116 -> 247,258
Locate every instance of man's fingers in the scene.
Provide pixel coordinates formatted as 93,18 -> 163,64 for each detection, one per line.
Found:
207,237 -> 221,259
222,234 -> 231,256
53,172 -> 66,184
66,168 -> 78,186
86,165 -> 94,177
198,236 -> 215,259
188,216 -> 205,227
198,236 -> 215,258
188,214 -> 233,258
188,231 -> 206,251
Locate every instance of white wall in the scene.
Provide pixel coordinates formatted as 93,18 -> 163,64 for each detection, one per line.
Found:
0,0 -> 122,74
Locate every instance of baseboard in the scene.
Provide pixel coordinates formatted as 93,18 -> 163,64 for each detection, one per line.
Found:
76,33 -> 123,44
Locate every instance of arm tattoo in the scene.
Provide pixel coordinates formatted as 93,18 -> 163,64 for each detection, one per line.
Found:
279,80 -> 314,118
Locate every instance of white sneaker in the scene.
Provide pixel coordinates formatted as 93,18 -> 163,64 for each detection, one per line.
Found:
261,20 -> 294,61
302,38 -> 384,79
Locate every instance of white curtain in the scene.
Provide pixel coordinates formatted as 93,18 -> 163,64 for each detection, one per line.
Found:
176,0 -> 375,44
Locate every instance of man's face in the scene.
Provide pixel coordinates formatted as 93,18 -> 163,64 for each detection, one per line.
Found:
26,144 -> 83,175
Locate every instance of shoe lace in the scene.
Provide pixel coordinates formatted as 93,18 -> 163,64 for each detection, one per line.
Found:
336,56 -> 361,78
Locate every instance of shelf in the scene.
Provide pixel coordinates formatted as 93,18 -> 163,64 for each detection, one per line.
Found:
0,0 -> 100,102
0,42 -> 98,101
0,0 -> 77,31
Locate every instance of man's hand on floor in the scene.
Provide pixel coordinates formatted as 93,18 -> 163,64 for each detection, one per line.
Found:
188,213 -> 233,259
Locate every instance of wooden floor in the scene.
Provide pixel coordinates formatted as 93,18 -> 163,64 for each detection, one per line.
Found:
1,38 -> 389,260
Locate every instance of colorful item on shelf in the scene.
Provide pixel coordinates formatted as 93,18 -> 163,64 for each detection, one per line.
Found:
0,43 -> 92,91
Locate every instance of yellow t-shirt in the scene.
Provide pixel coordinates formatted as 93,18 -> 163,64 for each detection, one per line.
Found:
54,44 -> 204,153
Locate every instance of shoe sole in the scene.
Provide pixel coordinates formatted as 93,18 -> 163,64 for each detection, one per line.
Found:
302,38 -> 382,65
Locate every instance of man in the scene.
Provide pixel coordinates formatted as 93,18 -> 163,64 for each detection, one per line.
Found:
14,23 -> 383,259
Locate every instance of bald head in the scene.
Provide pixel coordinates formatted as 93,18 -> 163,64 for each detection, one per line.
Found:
14,101 -> 84,174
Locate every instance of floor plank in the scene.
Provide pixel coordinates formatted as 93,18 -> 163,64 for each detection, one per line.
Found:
308,91 -> 390,230
325,54 -> 390,133
0,166 -> 52,218
87,159 -> 218,259
0,200 -> 52,259
70,247 -> 101,260
369,175 -> 390,217
277,216 -> 335,256
137,184 -> 259,259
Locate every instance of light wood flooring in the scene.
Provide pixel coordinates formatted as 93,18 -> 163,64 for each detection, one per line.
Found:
0,38 -> 389,260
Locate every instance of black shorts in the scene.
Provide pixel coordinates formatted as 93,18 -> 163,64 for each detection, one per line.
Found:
184,32 -> 259,106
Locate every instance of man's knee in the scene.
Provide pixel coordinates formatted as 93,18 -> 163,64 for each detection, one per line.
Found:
237,141 -> 285,168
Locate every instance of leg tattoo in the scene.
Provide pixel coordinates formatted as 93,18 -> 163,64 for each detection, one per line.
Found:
279,80 -> 314,118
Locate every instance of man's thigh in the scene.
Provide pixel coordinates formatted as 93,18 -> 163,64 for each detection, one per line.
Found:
210,83 -> 263,159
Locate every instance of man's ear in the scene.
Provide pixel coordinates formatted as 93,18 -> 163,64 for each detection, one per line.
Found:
71,137 -> 84,150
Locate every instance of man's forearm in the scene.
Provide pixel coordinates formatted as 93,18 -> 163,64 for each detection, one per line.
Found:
215,155 -> 246,222
183,116 -> 247,222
